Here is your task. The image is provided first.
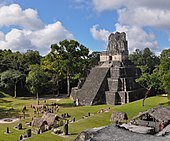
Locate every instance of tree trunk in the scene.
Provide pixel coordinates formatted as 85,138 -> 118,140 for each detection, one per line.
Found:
67,73 -> 70,97
56,80 -> 59,97
142,87 -> 152,106
14,83 -> 17,98
37,92 -> 39,105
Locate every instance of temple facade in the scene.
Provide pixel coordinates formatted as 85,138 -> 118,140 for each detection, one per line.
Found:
100,32 -> 128,62
71,32 -> 146,106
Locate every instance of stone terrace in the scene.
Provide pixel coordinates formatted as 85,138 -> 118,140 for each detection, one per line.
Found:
76,66 -> 109,105
75,124 -> 170,141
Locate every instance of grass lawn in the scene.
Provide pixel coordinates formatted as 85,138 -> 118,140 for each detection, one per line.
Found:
0,91 -> 169,141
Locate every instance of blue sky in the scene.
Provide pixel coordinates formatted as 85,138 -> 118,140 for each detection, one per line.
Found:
0,0 -> 169,55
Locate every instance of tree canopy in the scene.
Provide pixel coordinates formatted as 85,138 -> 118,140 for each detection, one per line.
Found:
50,40 -> 90,96
0,40 -> 98,98
1,41 -> 170,100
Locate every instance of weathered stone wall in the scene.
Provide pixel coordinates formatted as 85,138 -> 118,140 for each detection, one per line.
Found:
75,124 -> 169,141
75,67 -> 109,106
100,53 -> 128,62
70,87 -> 79,101
128,88 -> 147,102
92,74 -> 109,105
72,32 -> 146,106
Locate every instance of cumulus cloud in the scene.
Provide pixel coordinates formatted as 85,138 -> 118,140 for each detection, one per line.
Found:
0,4 -> 44,30
92,0 -> 126,12
70,0 -> 91,10
0,4 -> 74,55
90,24 -> 110,42
30,22 -> 74,55
90,23 -> 159,53
90,0 -> 170,54
115,24 -> 159,53
92,0 -> 170,30
0,22 -> 74,55
92,0 -> 170,12
118,7 -> 170,29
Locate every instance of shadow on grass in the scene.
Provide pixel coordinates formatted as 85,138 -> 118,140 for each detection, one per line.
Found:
58,102 -> 75,108
17,97 -> 34,100
0,108 -> 20,119
69,133 -> 78,135
0,99 -> 12,103
159,101 -> 170,106
0,91 -> 8,98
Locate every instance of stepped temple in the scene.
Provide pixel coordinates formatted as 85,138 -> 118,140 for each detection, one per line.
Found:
71,32 -> 146,106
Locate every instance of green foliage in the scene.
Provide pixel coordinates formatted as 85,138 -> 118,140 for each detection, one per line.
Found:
51,40 -> 89,78
159,49 -> 170,75
129,48 -> 159,74
24,50 -> 41,66
0,69 -> 24,97
162,71 -> 170,99
136,72 -> 150,88
129,48 -> 160,92
158,49 -> 170,95
26,64 -> 50,95
50,40 -> 90,95
0,39 -> 96,96
131,48 -> 170,96
88,51 -> 100,68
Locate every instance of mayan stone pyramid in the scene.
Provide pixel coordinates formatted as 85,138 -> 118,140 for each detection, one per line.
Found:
71,32 -> 146,106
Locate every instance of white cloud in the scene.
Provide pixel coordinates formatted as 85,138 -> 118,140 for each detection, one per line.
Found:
90,24 -> 110,42
0,22 -> 74,55
115,23 -> 159,53
30,22 -> 74,55
92,0 -> 126,12
90,23 -> 160,53
0,4 -> 74,55
70,0 -> 91,9
90,0 -> 170,54
118,7 -> 170,29
92,0 -> 170,29
0,31 -> 5,40
0,4 -> 44,30
92,0 -> 170,12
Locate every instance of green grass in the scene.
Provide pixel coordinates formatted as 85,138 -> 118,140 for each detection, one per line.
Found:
0,93 -> 169,141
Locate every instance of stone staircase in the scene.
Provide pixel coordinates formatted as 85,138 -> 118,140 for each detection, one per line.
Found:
77,66 -> 109,106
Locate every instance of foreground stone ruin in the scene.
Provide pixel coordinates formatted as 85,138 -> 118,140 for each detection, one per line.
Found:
75,106 -> 170,141
71,32 -> 146,106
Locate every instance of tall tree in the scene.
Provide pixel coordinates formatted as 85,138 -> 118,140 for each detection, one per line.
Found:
51,40 -> 89,96
159,49 -> 170,98
129,48 -> 160,106
41,53 -> 62,97
24,50 -> 41,65
26,64 -> 50,104
0,69 -> 24,98
162,71 -> 170,99
159,49 -> 170,75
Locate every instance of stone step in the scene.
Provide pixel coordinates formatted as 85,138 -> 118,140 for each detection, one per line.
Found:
77,67 -> 109,105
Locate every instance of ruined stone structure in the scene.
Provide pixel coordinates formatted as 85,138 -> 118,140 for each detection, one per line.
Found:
71,32 -> 146,106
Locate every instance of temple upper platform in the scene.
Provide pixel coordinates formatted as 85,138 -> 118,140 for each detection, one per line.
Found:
100,32 -> 129,62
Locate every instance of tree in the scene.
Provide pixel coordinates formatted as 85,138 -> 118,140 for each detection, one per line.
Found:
162,71 -> 170,99
50,40 -> 89,96
0,69 -> 24,98
159,49 -> 170,75
24,50 -> 41,66
129,48 -> 160,106
41,53 -> 62,97
159,49 -> 170,98
129,48 -> 159,74
26,64 -> 50,104
130,48 -> 160,87
88,51 -> 100,68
